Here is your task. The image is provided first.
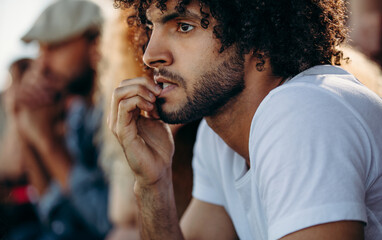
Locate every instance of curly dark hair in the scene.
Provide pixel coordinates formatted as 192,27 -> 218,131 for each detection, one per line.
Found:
114,0 -> 348,79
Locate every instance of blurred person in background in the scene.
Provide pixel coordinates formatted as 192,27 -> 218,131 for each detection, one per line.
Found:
348,0 -> 382,67
0,58 -> 33,181
1,0 -> 111,239
0,58 -> 39,239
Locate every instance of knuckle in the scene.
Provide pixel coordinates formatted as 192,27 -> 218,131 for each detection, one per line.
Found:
134,76 -> 152,86
119,79 -> 131,86
119,98 -> 134,110
112,86 -> 130,103
136,85 -> 148,96
114,86 -> 125,97
119,98 -> 130,105
144,77 -> 155,87
137,76 -> 149,82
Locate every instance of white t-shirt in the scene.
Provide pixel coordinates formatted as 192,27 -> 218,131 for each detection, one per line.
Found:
192,65 -> 382,240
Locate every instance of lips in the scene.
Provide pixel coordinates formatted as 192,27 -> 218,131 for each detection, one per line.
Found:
154,76 -> 177,89
154,76 -> 177,97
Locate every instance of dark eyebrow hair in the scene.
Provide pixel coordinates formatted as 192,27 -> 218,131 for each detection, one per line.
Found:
147,9 -> 202,25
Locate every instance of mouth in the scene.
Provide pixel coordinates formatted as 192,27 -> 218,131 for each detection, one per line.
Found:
154,76 -> 178,97
155,76 -> 177,89
158,82 -> 174,89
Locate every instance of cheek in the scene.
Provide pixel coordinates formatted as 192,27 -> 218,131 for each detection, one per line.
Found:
52,49 -> 88,75
174,41 -> 218,77
169,31 -> 222,92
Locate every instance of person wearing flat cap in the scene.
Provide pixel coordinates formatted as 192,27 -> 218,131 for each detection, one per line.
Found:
4,1 -> 111,239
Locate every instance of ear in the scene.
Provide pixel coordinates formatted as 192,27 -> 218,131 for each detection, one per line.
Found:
246,50 -> 266,72
88,38 -> 101,70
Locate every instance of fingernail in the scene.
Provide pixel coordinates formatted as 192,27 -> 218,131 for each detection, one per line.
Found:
149,92 -> 155,101
155,85 -> 162,93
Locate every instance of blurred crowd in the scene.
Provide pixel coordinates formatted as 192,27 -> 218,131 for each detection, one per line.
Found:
0,0 -> 381,239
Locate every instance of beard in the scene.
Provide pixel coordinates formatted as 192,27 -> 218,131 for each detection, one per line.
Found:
156,51 -> 245,124
65,67 -> 95,96
43,62 -> 95,97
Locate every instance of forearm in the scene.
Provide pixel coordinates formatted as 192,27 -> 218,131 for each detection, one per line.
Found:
134,169 -> 184,240
0,127 -> 24,178
68,165 -> 112,236
36,139 -> 72,191
23,143 -> 51,195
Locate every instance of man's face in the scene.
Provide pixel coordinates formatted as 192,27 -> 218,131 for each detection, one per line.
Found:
143,0 -> 245,124
37,36 -> 93,93
349,0 -> 382,65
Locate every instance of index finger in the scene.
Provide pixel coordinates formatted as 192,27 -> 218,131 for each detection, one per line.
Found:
119,77 -> 161,96
109,77 -> 162,129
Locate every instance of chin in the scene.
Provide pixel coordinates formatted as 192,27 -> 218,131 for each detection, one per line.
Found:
156,100 -> 194,124
157,107 -> 204,125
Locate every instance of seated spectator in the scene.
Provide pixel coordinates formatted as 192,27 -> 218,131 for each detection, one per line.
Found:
2,1 -> 111,239
348,0 -> 382,67
0,58 -> 39,240
0,58 -> 33,181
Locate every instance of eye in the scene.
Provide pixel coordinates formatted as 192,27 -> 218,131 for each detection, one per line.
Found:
177,23 -> 194,33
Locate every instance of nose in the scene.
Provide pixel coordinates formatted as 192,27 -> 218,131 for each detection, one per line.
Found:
37,45 -> 50,68
143,29 -> 173,68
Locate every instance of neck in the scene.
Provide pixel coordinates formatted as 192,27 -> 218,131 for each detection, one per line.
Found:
205,57 -> 284,166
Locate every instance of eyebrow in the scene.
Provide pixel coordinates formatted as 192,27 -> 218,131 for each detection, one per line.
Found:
146,10 -> 202,25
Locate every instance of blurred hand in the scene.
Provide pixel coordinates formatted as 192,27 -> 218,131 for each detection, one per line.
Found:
14,60 -> 60,111
106,226 -> 140,240
12,60 -> 66,147
16,100 -> 65,148
109,77 -> 175,187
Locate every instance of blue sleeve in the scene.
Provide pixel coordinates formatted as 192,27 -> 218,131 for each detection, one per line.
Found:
36,167 -> 111,238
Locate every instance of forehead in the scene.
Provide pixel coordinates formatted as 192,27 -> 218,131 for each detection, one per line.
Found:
146,0 -> 203,22
39,36 -> 87,51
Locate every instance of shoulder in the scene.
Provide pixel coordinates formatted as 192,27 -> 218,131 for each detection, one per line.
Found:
249,66 -> 377,185
253,65 -> 382,134
247,69 -> 375,239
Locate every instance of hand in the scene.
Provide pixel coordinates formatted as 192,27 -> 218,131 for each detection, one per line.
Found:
106,227 -> 139,240
3,85 -> 17,117
15,61 -> 59,111
13,62 -> 65,146
15,95 -> 65,149
109,77 -> 175,186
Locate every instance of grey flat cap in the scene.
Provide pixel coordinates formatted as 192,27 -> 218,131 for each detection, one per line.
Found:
22,0 -> 103,44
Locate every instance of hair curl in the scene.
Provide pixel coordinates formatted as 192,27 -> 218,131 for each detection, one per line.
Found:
114,0 -> 348,79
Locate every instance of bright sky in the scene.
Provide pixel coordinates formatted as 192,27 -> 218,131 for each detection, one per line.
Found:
0,0 -> 55,91
0,0 -> 113,91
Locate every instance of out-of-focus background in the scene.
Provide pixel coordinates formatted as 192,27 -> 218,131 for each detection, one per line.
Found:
0,0 -> 114,91
0,0 -> 53,90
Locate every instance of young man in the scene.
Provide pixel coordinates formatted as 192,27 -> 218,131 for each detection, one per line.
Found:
109,0 -> 382,239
